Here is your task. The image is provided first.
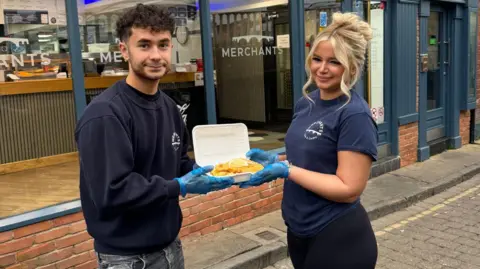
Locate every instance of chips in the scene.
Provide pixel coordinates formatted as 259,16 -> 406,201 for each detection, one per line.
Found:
211,158 -> 264,177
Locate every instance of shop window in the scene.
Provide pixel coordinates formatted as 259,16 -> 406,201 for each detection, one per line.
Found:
0,0 -> 203,220
366,1 -> 385,124
352,0 -> 385,124
0,0 -> 78,220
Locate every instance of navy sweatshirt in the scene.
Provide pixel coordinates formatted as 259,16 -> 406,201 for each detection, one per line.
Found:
75,79 -> 195,255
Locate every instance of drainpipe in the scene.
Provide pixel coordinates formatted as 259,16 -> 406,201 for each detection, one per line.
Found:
470,109 -> 476,143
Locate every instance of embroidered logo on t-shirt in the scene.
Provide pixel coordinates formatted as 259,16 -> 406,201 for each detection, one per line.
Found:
304,121 -> 324,140
172,132 -> 181,151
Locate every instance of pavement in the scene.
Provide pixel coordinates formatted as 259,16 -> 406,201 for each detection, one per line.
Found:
268,174 -> 480,269
182,143 -> 480,269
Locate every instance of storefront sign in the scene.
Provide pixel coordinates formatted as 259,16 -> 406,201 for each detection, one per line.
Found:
221,35 -> 283,58
0,53 -> 51,67
221,46 -> 283,58
100,51 -> 124,63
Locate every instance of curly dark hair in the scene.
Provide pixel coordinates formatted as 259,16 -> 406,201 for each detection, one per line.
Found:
116,4 -> 175,42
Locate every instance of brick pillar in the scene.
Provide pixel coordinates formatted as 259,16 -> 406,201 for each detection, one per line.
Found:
399,123 -> 419,167
460,110 -> 471,145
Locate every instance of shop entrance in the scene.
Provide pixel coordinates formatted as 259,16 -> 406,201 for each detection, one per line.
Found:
426,5 -> 451,143
263,7 -> 292,132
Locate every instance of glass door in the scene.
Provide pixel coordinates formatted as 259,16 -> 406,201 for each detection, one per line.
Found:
426,7 -> 449,142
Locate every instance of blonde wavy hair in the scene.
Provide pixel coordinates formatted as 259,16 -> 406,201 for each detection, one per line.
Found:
303,12 -> 373,104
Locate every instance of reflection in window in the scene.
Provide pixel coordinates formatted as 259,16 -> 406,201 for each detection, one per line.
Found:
2,9 -> 70,81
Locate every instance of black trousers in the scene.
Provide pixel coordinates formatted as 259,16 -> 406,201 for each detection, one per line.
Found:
287,204 -> 377,269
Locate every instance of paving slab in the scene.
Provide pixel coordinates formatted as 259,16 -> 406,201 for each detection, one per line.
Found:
183,230 -> 261,269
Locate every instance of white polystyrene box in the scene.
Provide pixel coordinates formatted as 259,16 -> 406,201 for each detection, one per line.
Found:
192,123 -> 253,183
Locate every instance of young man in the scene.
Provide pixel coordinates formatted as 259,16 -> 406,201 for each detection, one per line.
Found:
75,4 -> 234,269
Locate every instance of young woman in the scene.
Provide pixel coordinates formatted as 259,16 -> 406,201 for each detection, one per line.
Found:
241,12 -> 378,269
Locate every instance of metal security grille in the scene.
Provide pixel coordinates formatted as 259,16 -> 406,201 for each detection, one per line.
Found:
0,92 -> 77,164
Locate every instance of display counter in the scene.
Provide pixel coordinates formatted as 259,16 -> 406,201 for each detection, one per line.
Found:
0,72 -> 196,95
0,72 -> 206,174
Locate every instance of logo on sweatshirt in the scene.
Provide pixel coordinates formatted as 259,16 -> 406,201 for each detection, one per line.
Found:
172,132 -> 181,151
304,121 -> 324,140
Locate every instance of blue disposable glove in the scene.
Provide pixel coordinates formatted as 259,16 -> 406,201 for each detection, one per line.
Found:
246,148 -> 279,167
175,165 -> 234,197
239,162 -> 289,188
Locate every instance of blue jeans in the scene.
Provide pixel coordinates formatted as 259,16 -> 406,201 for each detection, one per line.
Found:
96,237 -> 184,269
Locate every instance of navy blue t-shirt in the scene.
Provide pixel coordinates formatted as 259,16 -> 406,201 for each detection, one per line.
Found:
282,89 -> 378,237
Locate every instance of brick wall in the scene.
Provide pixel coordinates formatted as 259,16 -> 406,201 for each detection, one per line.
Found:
0,182 -> 283,269
399,123 -> 419,167
398,17 -> 420,168
460,111 -> 471,145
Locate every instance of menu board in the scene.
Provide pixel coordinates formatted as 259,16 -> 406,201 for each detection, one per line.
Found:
369,4 -> 384,124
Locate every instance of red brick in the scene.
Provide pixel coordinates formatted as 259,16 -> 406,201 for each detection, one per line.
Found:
190,201 -> 215,214
212,194 -> 236,207
55,231 -> 91,249
198,206 -> 223,220
34,226 -> 70,243
251,198 -> 270,210
73,239 -> 94,254
219,186 -> 240,195
222,201 -> 237,212
200,223 -> 223,235
5,265 -> 23,269
53,213 -> 84,227
17,242 -> 55,262
269,193 -> 283,203
182,208 -> 191,218
223,216 -> 242,227
188,231 -> 202,238
182,214 -> 199,226
179,196 -> 203,209
37,264 -> 56,269
179,226 -> 191,238
0,236 -> 35,255
235,193 -> 260,208
189,219 -> 211,233
234,188 -> 259,199
0,253 -> 16,267
69,221 -> 87,234
55,252 -> 92,269
204,191 -> 224,201
35,247 -> 74,267
260,188 -> 276,198
13,221 -> 54,239
75,260 -> 98,269
0,231 -> 13,244
211,211 -> 235,225
89,250 -> 96,259
233,205 -> 252,216
240,212 -> 256,222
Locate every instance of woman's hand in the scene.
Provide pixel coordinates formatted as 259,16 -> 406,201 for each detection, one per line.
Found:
246,148 -> 279,167
239,162 -> 289,188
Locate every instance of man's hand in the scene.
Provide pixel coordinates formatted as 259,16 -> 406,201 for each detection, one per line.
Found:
175,165 -> 234,197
